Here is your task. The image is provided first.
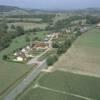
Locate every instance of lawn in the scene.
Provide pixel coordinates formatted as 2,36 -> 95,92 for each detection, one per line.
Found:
17,71 -> 100,100
54,28 -> 100,75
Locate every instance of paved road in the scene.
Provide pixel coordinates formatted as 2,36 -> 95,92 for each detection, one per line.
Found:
4,60 -> 47,100
27,49 -> 49,65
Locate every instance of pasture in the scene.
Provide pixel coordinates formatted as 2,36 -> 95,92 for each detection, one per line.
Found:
54,28 -> 100,75
17,70 -> 100,100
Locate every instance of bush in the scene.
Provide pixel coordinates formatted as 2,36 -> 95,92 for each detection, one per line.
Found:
2,55 -> 8,60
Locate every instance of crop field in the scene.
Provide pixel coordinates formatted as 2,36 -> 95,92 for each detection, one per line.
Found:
17,70 -> 100,100
54,28 -> 100,75
8,22 -> 47,30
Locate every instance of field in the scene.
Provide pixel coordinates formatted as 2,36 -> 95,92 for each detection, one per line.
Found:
54,28 -> 100,75
17,71 -> 100,100
8,22 -> 47,30
0,18 -> 42,22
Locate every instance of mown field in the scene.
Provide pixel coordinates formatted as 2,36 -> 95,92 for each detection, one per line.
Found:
17,71 -> 100,100
54,28 -> 100,75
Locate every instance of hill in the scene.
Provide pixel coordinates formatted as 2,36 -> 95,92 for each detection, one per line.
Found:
0,5 -> 22,12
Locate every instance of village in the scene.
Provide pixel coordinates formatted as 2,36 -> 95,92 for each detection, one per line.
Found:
6,25 -> 90,67
10,32 -> 60,65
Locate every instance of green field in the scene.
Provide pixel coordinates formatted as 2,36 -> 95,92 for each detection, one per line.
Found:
54,28 -> 100,75
17,71 -> 100,100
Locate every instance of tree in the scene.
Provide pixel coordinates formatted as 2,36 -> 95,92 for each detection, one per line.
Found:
11,24 -> 15,29
16,26 -> 24,36
2,55 -> 8,60
25,34 -> 30,42
46,55 -> 58,66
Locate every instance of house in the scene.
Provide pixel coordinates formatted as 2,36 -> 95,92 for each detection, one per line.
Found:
80,27 -> 88,33
26,46 -> 31,50
16,56 -> 24,62
13,52 -> 18,56
21,48 -> 26,53
96,23 -> 100,28
66,29 -> 71,33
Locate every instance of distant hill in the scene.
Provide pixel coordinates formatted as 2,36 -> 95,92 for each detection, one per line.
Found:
0,5 -> 23,12
0,5 -> 100,15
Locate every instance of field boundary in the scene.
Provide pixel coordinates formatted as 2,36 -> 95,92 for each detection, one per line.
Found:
33,84 -> 92,100
58,69 -> 100,78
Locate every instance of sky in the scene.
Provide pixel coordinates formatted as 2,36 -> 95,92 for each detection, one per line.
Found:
0,0 -> 100,10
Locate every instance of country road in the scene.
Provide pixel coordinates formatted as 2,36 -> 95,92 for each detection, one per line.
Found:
4,60 -> 47,100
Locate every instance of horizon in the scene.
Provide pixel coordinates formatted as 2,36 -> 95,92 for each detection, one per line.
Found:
0,0 -> 100,10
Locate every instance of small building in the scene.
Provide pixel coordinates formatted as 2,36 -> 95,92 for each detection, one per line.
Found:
16,56 -> 24,62
26,46 -> 30,50
21,48 -> 26,53
80,27 -> 88,33
96,23 -> 100,28
66,29 -> 71,33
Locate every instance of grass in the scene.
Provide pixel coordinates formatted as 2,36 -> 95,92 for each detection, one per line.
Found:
54,28 -> 100,75
17,70 -> 100,100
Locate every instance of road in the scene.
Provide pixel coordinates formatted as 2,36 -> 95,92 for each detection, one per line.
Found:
4,60 -> 47,100
27,48 -> 50,65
